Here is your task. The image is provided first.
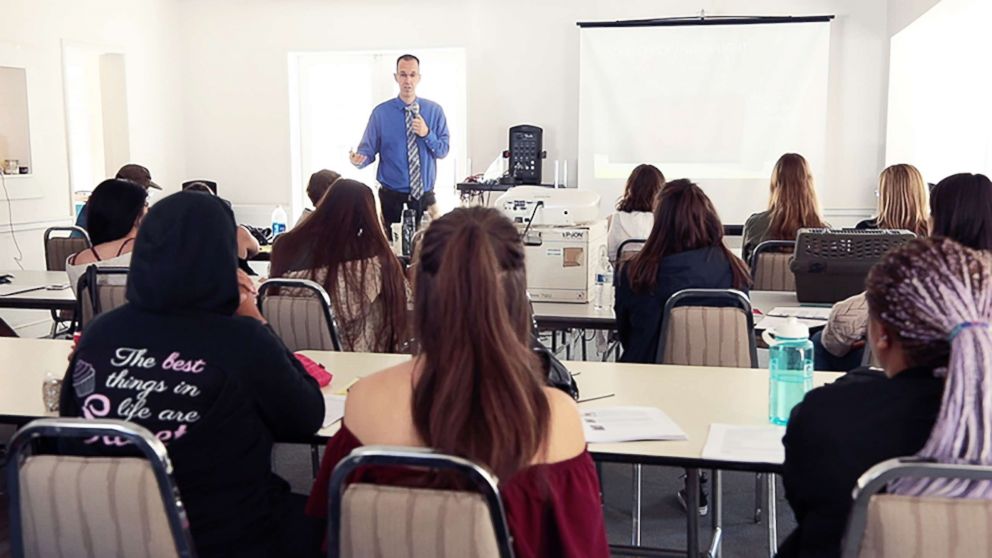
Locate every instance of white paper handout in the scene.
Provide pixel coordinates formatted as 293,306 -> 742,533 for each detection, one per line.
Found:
323,393 -> 346,427
581,406 -> 687,444
767,307 -> 831,320
701,423 -> 786,464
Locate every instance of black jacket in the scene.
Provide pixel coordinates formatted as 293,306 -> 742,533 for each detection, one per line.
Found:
61,192 -> 324,557
779,367 -> 944,558
614,246 -> 745,363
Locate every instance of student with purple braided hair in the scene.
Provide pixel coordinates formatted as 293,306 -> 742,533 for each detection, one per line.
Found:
779,237 -> 992,557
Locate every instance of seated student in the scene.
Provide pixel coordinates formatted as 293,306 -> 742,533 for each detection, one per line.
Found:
60,191 -> 324,557
305,207 -> 609,558
741,153 -> 827,262
295,169 -> 341,227
65,179 -> 147,293
854,164 -> 930,235
779,237 -> 991,557
815,172 -> 992,370
183,181 -> 261,273
608,164 -> 665,265
73,163 -> 161,235
615,179 -> 752,364
269,178 -> 408,352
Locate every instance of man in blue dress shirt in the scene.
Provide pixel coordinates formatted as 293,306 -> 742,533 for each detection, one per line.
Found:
349,54 -> 450,233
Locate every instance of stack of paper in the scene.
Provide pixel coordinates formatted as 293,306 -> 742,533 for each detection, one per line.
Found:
323,393 -> 346,427
767,307 -> 831,320
701,423 -> 786,464
581,406 -> 687,443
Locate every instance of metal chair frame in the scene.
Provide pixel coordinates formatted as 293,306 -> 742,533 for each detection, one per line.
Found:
5,417 -> 196,558
327,445 -> 515,558
656,288 -> 758,368
749,240 -> 797,291
841,457 -> 992,558
43,226 -> 92,336
73,266 -> 130,332
257,278 -> 343,352
614,238 -> 647,271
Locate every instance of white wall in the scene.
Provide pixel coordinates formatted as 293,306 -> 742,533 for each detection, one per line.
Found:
177,0 -> 891,222
888,0 -> 943,35
0,0 -> 186,269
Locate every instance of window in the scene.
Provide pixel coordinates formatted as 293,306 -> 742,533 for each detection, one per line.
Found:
62,42 -> 130,200
289,48 -> 467,220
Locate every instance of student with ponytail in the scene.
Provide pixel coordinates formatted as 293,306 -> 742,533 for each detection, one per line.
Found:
780,237 -> 992,557
305,207 -> 609,557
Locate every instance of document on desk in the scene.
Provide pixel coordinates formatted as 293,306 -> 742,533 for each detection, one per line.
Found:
0,284 -> 45,297
701,424 -> 786,464
581,406 -> 687,443
323,394 -> 346,427
767,307 -> 831,320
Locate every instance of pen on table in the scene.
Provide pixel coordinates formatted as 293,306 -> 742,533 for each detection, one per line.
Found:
333,378 -> 359,396
578,393 -> 615,404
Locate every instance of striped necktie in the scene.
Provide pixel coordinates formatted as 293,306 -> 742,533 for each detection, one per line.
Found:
405,103 -> 424,200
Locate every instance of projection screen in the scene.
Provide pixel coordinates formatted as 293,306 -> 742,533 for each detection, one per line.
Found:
578,19 -> 832,224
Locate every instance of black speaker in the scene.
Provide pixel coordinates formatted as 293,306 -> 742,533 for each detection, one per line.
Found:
507,125 -> 544,184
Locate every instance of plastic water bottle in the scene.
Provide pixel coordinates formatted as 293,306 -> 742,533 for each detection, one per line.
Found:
271,205 -> 288,237
593,245 -> 613,309
764,317 -> 814,425
401,204 -> 416,257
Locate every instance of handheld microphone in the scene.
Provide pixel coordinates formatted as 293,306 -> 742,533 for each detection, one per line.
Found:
411,103 -> 420,118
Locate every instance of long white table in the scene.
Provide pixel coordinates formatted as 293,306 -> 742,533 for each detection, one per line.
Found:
1,338 -> 842,558
0,270 -> 76,311
532,290 -> 817,332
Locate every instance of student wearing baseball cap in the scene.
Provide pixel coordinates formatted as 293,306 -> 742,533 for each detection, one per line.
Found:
73,163 -> 162,234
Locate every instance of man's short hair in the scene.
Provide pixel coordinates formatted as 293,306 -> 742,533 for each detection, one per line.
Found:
396,54 -> 420,70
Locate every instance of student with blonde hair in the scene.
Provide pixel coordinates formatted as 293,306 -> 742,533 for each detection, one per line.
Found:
856,163 -> 930,236
742,153 -> 827,262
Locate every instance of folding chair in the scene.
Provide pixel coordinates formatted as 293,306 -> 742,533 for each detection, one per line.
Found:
6,417 -> 195,558
749,240 -> 796,292
74,266 -> 129,331
656,289 -> 768,554
327,446 -> 515,558
614,238 -> 647,270
257,278 -> 342,352
842,458 -> 992,558
43,226 -> 91,336
657,288 -> 758,368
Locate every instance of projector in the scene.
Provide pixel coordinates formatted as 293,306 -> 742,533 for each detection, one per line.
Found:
495,186 -> 600,226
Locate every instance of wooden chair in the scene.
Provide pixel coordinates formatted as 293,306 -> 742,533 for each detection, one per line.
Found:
75,266 -> 129,331
6,418 -> 195,558
257,278 -> 342,352
43,226 -> 91,336
749,240 -> 796,292
842,458 -> 992,558
327,446 -> 515,558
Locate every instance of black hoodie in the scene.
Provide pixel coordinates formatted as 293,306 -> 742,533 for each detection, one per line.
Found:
60,191 -> 324,557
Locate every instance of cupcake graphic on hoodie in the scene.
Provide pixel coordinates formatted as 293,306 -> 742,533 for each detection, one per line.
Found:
72,359 -> 97,398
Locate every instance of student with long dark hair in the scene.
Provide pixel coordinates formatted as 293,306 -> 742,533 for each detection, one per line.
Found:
742,153 -> 827,262
305,207 -> 609,557
781,237 -> 992,557
270,179 -> 408,352
608,164 -> 665,265
616,179 -> 751,364
295,169 -> 341,227
66,179 -> 148,293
